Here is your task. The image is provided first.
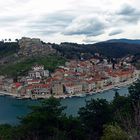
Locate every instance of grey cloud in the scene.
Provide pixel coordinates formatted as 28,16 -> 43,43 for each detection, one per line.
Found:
109,29 -> 123,36
0,16 -> 22,23
0,14 -> 32,27
117,4 -> 140,24
26,12 -> 74,35
63,16 -> 106,36
118,4 -> 136,15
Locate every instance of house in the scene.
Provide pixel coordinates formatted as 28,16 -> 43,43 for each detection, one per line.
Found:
44,70 -> 49,77
110,75 -> 120,84
133,70 -> 140,80
52,82 -> 64,95
64,84 -> 74,94
1,78 -> 14,92
26,84 -> 51,95
82,80 -> 96,92
28,65 -> 49,79
51,69 -> 64,80
11,82 -> 22,94
95,79 -> 104,89
27,79 -> 41,85
64,83 -> 83,94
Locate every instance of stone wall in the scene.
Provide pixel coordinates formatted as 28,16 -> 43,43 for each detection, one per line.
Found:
18,37 -> 56,56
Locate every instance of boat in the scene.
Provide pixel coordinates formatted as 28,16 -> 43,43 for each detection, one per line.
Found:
78,94 -> 86,97
0,93 -> 5,96
16,97 -> 23,100
114,86 -> 120,90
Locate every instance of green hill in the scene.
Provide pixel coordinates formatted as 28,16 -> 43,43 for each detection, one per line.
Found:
0,55 -> 66,77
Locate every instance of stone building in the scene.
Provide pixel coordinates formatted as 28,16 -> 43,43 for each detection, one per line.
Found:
52,82 -> 64,95
18,37 -> 56,56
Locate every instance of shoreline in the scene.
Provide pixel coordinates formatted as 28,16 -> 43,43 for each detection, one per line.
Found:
0,78 -> 137,100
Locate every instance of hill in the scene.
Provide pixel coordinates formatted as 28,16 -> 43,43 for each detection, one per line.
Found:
0,41 -> 19,58
105,38 -> 140,45
1,37 -> 140,76
53,41 -> 140,59
0,55 -> 66,77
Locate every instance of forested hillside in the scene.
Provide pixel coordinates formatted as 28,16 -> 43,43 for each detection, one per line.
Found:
53,42 -> 140,59
0,41 -> 19,58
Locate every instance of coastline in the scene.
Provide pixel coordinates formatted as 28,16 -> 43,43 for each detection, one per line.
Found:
0,78 -> 137,100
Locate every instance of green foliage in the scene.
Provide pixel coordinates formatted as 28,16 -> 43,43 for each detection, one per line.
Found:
129,80 -> 140,102
101,124 -> 129,140
0,42 -> 19,57
78,99 -> 112,139
112,94 -> 131,117
1,81 -> 140,139
17,97 -> 65,139
0,55 -> 66,77
0,124 -> 14,140
53,42 -> 140,59
13,97 -> 85,140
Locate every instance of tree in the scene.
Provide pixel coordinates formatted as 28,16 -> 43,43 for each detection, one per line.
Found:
14,97 -> 85,140
78,99 -> 112,140
112,94 -> 131,118
17,97 -> 66,139
101,124 -> 129,140
113,81 -> 140,140
15,39 -> 19,42
129,80 -> 140,103
0,124 -> 14,140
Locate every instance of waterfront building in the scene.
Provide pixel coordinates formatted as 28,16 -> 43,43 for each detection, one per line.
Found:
52,82 -> 64,95
26,84 -> 51,95
65,83 -> 83,94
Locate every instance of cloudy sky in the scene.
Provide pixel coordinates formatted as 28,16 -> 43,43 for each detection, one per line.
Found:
0,0 -> 140,43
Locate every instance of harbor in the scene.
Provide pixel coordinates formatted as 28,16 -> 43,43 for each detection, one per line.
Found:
0,77 -> 136,100
0,85 -> 129,124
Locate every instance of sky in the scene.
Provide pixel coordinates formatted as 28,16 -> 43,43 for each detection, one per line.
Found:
0,0 -> 140,43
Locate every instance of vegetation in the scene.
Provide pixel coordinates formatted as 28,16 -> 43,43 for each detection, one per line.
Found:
1,40 -> 140,139
52,42 -> 140,59
78,99 -> 112,139
0,55 -> 66,77
0,80 -> 140,139
101,124 -> 129,140
0,41 -> 19,58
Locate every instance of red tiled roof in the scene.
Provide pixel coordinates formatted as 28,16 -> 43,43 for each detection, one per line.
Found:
14,82 -> 22,88
27,84 -> 50,90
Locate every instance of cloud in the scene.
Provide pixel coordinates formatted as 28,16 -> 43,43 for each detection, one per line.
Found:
116,4 -> 140,24
0,0 -> 139,43
0,16 -> 26,26
109,29 -> 123,36
63,16 -> 107,36
82,38 -> 98,44
26,11 -> 74,35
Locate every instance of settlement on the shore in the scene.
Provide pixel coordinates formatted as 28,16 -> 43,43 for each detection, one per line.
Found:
0,56 -> 140,99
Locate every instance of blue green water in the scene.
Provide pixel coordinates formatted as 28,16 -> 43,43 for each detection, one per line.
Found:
0,86 -> 129,124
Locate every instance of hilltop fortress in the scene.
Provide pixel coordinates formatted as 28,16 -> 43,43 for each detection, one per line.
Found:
18,37 -> 56,57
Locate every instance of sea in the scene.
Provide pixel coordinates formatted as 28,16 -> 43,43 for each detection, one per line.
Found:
0,86 -> 129,124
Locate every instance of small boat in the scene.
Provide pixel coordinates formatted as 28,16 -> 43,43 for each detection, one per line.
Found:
0,93 -> 5,96
16,97 -> 23,100
78,94 -> 86,97
114,86 -> 120,90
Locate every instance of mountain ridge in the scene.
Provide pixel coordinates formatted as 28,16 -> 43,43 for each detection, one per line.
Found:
102,38 -> 140,45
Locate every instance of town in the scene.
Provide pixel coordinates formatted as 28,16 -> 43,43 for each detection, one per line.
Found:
0,55 -> 139,99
